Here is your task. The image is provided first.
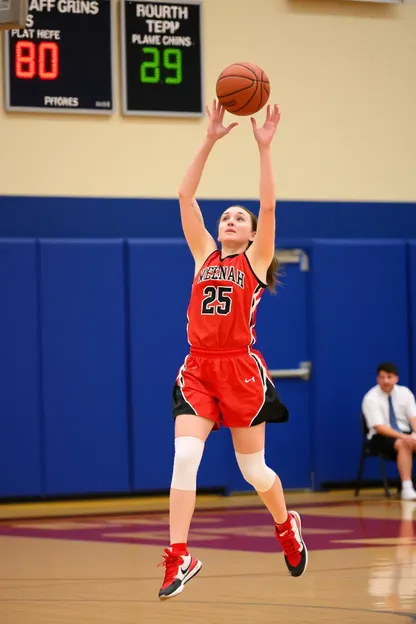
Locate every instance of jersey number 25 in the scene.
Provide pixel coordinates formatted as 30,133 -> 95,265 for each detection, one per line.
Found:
201,286 -> 233,315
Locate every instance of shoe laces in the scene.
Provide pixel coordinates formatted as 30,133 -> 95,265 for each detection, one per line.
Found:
277,528 -> 301,565
158,548 -> 183,586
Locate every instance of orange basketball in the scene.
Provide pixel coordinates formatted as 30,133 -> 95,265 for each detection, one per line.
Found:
216,62 -> 270,116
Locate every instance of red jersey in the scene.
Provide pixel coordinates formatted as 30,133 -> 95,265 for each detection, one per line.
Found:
186,250 -> 267,350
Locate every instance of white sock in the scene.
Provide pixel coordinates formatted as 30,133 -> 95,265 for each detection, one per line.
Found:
402,480 -> 414,492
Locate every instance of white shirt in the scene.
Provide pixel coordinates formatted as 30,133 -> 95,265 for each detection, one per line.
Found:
362,384 -> 416,439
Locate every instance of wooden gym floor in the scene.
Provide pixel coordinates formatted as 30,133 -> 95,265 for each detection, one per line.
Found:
0,490 -> 415,623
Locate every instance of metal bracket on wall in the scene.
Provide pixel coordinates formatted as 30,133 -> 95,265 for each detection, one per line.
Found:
275,249 -> 309,272
269,361 -> 312,381
0,0 -> 28,30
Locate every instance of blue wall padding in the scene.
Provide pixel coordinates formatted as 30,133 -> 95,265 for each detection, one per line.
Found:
1,196 -> 416,239
408,241 -> 416,393
2,234 -> 415,499
311,240 -> 410,486
39,240 -> 130,495
0,240 -> 42,497
127,240 -> 228,491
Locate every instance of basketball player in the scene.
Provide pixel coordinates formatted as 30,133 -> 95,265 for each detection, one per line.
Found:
158,100 -> 308,600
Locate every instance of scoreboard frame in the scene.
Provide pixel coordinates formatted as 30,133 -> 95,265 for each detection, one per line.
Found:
3,0 -> 116,115
120,0 -> 205,118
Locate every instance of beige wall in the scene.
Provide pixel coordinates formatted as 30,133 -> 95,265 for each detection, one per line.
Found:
1,0 -> 415,201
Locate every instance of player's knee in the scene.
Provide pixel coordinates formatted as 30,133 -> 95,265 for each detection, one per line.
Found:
235,449 -> 276,493
171,436 -> 205,491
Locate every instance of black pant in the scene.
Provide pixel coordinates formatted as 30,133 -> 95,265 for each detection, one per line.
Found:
370,432 -> 412,459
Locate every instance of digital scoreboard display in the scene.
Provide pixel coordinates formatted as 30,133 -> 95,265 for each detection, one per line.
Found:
121,0 -> 203,117
4,0 -> 114,114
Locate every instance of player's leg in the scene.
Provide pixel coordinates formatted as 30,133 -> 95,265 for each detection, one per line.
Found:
222,350 -> 307,577
170,414 -> 214,546
159,414 -> 214,600
221,350 -> 286,522
159,359 -> 218,600
230,423 -> 308,578
230,422 -> 287,522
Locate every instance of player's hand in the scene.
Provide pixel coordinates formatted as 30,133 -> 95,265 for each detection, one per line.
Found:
206,100 -> 238,142
251,104 -> 280,147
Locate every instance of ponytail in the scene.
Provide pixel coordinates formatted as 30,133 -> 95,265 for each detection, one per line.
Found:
266,253 -> 280,294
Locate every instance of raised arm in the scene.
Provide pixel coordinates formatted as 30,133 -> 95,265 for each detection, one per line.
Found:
178,100 -> 238,270
246,105 -> 281,278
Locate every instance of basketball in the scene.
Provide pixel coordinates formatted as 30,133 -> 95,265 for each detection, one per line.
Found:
216,62 -> 270,117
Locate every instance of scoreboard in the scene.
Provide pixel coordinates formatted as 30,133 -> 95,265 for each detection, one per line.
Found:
120,0 -> 203,117
4,0 -> 114,114
2,0 -> 204,117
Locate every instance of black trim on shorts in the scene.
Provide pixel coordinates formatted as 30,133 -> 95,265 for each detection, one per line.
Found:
250,377 -> 289,426
172,383 -> 220,429
172,383 -> 197,418
172,380 -> 289,427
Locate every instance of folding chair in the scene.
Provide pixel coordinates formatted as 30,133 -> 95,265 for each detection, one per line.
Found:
354,412 -> 398,498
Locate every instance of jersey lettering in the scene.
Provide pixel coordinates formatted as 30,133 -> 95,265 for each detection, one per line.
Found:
198,265 -> 245,289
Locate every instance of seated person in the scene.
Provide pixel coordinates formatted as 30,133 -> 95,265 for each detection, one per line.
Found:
362,362 -> 416,501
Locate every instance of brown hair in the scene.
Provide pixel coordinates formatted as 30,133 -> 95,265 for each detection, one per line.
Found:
220,206 -> 280,293
376,362 -> 399,376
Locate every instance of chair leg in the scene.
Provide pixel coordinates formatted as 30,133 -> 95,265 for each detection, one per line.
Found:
379,457 -> 391,497
355,450 -> 366,497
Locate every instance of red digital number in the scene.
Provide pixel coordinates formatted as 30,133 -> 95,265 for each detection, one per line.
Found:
38,42 -> 59,80
15,41 -> 59,80
15,41 -> 36,79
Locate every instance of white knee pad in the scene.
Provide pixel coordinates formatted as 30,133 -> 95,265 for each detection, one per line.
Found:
235,449 -> 276,493
170,436 -> 205,491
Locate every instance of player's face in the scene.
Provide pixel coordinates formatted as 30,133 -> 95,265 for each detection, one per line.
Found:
218,207 -> 255,245
377,371 -> 399,394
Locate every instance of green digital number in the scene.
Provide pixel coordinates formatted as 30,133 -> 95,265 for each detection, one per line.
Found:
139,47 -> 183,85
140,47 -> 160,83
164,48 -> 182,85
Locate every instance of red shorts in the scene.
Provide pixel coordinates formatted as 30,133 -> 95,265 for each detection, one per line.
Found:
172,347 -> 289,429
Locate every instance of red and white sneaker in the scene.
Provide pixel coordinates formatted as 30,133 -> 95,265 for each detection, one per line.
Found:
158,548 -> 202,600
275,510 -> 308,577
